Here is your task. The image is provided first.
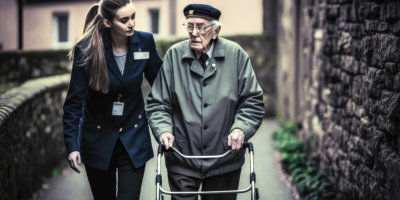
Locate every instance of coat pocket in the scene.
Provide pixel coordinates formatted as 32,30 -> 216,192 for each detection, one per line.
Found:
173,128 -> 187,152
223,135 -> 230,150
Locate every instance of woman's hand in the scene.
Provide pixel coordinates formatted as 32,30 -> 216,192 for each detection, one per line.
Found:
68,151 -> 81,173
159,132 -> 174,150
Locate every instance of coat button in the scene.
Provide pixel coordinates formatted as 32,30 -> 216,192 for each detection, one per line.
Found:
138,115 -> 142,119
96,125 -> 101,130
119,127 -> 123,133
203,145 -> 207,150
204,103 -> 208,108
134,124 -> 138,128
204,125 -> 208,130
203,81 -> 207,87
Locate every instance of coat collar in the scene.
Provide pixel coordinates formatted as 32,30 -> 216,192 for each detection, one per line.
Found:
181,37 -> 225,61
183,37 -> 224,78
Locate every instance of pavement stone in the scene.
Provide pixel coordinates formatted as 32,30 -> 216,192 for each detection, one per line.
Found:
35,119 -> 294,200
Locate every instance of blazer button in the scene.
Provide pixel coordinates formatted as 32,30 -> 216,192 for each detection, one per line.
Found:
138,115 -> 142,119
119,127 -> 123,133
204,125 -> 208,130
203,81 -> 207,87
203,145 -> 207,150
204,103 -> 208,108
96,125 -> 101,130
134,124 -> 138,128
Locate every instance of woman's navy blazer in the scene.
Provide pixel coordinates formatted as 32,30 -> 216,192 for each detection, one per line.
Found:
63,31 -> 162,170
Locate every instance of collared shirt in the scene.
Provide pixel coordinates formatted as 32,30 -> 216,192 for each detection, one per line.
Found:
195,41 -> 215,66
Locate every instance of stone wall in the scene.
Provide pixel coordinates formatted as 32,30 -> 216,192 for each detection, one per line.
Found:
0,50 -> 70,84
0,75 -> 69,200
277,0 -> 400,199
157,34 -> 276,117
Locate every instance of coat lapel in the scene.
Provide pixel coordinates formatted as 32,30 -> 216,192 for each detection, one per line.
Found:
182,41 -> 204,77
103,34 -> 124,82
123,33 -> 140,78
204,38 -> 225,79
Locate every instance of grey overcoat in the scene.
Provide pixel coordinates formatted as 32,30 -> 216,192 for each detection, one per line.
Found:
146,37 -> 265,178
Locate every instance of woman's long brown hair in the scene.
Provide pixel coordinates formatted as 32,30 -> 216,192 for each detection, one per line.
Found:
68,0 -> 130,93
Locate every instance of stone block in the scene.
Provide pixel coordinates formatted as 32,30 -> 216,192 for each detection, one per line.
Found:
327,5 -> 340,20
359,2 -> 380,20
349,23 -> 362,38
384,62 -> 400,74
389,20 -> 400,35
395,73 -> 400,91
384,2 -> 400,22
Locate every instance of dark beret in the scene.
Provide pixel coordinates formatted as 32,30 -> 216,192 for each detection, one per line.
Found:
183,4 -> 221,20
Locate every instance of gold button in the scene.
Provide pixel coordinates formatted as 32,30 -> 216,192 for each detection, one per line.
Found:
134,124 -> 138,128
96,125 -> 101,129
119,127 -> 123,133
138,115 -> 142,119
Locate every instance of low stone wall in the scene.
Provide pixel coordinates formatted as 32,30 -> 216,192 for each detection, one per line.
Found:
157,34 -> 276,117
0,74 -> 69,200
0,50 -> 71,84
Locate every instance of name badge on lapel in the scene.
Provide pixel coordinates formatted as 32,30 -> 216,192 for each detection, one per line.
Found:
112,102 -> 124,116
134,51 -> 149,60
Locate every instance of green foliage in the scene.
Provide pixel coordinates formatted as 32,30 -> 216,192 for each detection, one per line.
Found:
52,167 -> 62,176
272,122 -> 332,200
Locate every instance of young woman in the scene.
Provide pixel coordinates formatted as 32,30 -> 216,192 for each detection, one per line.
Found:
63,0 -> 162,199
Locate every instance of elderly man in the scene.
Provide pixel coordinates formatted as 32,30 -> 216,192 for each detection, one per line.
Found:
146,4 -> 265,200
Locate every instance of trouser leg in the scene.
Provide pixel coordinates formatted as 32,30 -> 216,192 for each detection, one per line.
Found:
168,172 -> 202,200
201,169 -> 242,200
114,139 -> 145,200
116,164 -> 145,200
85,165 -> 117,200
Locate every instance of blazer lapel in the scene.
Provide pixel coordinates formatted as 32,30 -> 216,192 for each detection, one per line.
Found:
103,34 -> 124,82
123,33 -> 140,78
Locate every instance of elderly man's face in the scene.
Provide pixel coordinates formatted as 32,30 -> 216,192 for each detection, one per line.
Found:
186,17 -> 218,53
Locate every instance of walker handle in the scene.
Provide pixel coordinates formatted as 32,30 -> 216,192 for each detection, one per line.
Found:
157,142 -> 253,159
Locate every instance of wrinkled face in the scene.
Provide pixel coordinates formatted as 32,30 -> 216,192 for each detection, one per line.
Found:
108,2 -> 136,37
186,17 -> 218,53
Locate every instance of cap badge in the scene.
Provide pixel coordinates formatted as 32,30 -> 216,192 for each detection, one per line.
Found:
189,10 -> 194,15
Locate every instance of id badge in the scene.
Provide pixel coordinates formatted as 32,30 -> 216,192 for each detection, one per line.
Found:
112,102 -> 124,116
134,52 -> 149,60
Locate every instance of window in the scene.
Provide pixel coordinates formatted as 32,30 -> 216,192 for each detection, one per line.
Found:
53,12 -> 69,48
149,9 -> 159,34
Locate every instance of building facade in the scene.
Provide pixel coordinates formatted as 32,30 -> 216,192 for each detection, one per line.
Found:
0,0 -> 263,50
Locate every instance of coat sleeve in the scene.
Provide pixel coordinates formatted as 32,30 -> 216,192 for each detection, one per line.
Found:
230,48 -> 265,141
63,46 -> 88,154
144,33 -> 163,85
145,50 -> 174,141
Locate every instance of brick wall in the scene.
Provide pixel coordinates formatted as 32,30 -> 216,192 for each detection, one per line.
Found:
277,0 -> 400,199
0,75 -> 69,200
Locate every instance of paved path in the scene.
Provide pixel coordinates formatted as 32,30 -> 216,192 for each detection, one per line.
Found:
35,120 -> 294,200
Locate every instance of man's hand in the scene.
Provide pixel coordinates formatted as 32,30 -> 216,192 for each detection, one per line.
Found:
159,132 -> 174,150
228,129 -> 245,151
68,151 -> 81,173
